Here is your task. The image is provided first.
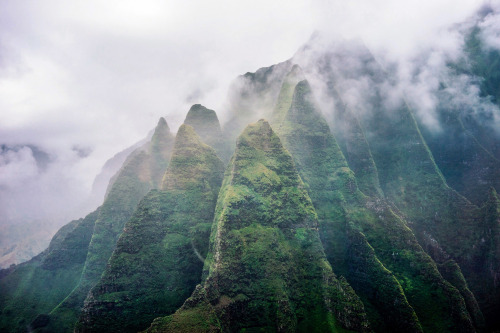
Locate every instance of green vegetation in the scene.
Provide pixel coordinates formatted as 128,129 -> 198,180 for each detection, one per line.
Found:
146,120 -> 370,332
274,77 -> 476,332
222,60 -> 294,149
40,118 -> 175,332
0,209 -> 99,333
183,104 -> 230,162
271,64 -> 304,126
351,97 -> 489,328
0,118 -> 178,333
3,29 -> 500,332
75,125 -> 224,332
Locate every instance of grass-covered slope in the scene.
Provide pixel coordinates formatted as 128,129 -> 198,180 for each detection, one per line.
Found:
274,77 -> 477,332
271,64 -> 305,126
0,209 -> 99,333
146,120 -> 370,333
75,125 -> 224,333
34,118 -> 175,332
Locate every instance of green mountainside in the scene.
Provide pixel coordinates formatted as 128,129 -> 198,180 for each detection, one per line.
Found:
183,104 -> 228,159
75,125 -> 224,333
273,77 -> 476,332
146,120 -> 369,332
0,118 -> 175,333
2,19 -> 500,332
222,60 -> 294,147
39,118 -> 175,332
0,209 -> 99,332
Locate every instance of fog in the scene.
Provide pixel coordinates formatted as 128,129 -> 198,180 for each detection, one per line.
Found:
0,0 -> 496,264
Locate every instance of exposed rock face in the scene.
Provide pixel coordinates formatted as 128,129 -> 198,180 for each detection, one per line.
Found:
146,120 -> 370,333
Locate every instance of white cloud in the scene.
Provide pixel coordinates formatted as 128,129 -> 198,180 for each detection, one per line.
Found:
0,147 -> 38,188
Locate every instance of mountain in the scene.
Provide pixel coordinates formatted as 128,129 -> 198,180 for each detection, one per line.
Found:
88,131 -> 152,207
0,209 -> 99,332
76,124 -> 224,333
2,15 -> 500,332
273,76 -> 478,332
146,120 -> 369,332
290,35 -> 500,330
40,117 -> 175,332
183,104 -> 231,163
0,118 -> 175,333
222,60 -> 294,148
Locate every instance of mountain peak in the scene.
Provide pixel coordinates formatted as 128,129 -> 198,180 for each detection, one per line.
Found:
236,119 -> 276,152
289,63 -> 305,78
173,123 -> 201,147
183,104 -> 225,158
155,116 -> 169,132
271,67 -> 306,125
184,104 -> 220,129
150,117 -> 172,147
161,124 -> 223,192
147,119 -> 370,332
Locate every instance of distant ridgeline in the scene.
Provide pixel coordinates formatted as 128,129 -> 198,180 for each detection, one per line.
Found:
2,29 -> 500,333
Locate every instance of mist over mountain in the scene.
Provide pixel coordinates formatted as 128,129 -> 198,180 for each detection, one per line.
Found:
2,1 -> 500,332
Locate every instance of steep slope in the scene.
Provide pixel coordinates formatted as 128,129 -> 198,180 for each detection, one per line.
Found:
462,188 -> 500,328
274,77 -> 478,332
418,109 -> 500,206
89,132 -> 151,208
0,209 -> 99,333
183,104 -> 230,162
146,120 -> 369,333
271,64 -> 305,126
353,98 -> 492,327
76,125 -> 224,333
291,36 -> 500,328
34,118 -> 175,332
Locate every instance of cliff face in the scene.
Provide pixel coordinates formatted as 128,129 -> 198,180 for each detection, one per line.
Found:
41,118 -> 175,332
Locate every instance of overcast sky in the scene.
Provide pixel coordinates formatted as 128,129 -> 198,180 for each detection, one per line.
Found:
0,0 -> 492,228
